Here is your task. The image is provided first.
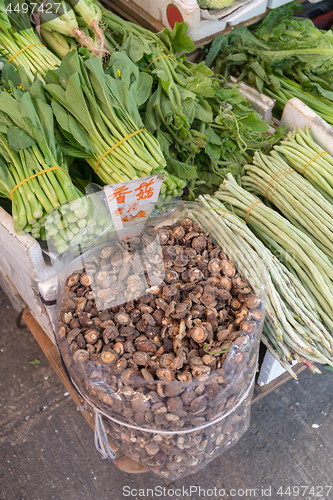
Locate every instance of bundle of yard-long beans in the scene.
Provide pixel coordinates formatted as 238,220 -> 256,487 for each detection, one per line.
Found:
242,151 -> 333,260
215,174 -> 333,332
43,50 -> 185,198
199,194 -> 333,374
274,127 -> 333,201
0,0 -> 60,82
0,70 -> 84,240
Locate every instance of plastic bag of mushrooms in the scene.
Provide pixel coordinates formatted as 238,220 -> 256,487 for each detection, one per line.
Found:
55,201 -> 268,480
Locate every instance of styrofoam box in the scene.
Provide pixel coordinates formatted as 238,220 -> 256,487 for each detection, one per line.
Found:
267,0 -> 292,9
130,0 -> 295,43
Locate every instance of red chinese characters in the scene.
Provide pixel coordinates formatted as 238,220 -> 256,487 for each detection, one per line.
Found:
108,186 -> 132,204
135,178 -> 154,201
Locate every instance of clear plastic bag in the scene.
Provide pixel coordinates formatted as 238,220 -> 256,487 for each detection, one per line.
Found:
54,199 -> 268,479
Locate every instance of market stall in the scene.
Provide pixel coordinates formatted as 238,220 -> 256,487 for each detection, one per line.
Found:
0,0 -> 332,478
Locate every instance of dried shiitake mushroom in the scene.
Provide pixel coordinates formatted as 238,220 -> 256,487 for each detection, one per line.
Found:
59,217 -> 262,474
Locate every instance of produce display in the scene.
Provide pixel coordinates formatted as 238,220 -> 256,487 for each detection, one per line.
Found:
274,127 -> 333,201
43,50 -> 182,196
33,4 -> 284,190
0,0 -> 60,81
58,210 -> 265,478
0,0 -> 331,371
205,3 -> 333,124
1,0 -> 333,476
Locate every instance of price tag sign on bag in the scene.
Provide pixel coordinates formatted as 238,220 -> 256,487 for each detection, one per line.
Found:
104,174 -> 165,238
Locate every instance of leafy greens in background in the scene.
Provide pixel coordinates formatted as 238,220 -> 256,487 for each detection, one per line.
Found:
205,3 -> 333,125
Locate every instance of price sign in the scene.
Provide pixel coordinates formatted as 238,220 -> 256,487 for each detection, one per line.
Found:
104,174 -> 164,238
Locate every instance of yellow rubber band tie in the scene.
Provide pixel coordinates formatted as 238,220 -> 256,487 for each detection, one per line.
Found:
265,167 -> 294,203
145,54 -> 173,71
10,166 -> 70,200
302,151 -> 328,175
245,200 -> 262,223
8,43 -> 44,63
265,167 -> 291,200
94,128 -> 146,174
269,168 -> 294,202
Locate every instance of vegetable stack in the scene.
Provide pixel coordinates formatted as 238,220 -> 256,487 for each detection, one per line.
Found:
95,9 -> 286,192
0,0 -> 60,81
205,3 -> 333,124
0,65 -> 83,238
197,0 -> 235,8
199,193 -> 333,374
215,174 -> 333,333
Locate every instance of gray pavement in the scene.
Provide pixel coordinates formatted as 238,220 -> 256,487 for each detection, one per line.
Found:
0,285 -> 332,500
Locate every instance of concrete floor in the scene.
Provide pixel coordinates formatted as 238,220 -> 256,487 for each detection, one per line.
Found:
0,285 -> 332,500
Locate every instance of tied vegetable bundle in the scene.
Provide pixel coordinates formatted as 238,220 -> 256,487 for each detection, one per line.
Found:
0,64 -> 84,238
0,0 -> 60,81
28,0 -> 107,58
199,193 -> 333,375
43,50 -> 185,198
274,127 -> 333,202
242,133 -> 333,261
215,174 -> 333,333
54,8 -> 282,193
204,3 -> 333,124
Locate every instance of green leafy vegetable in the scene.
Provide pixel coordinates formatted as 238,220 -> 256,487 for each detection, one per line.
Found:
100,11 -> 284,193
44,50 -> 185,198
205,3 -> 333,124
0,0 -> 60,82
